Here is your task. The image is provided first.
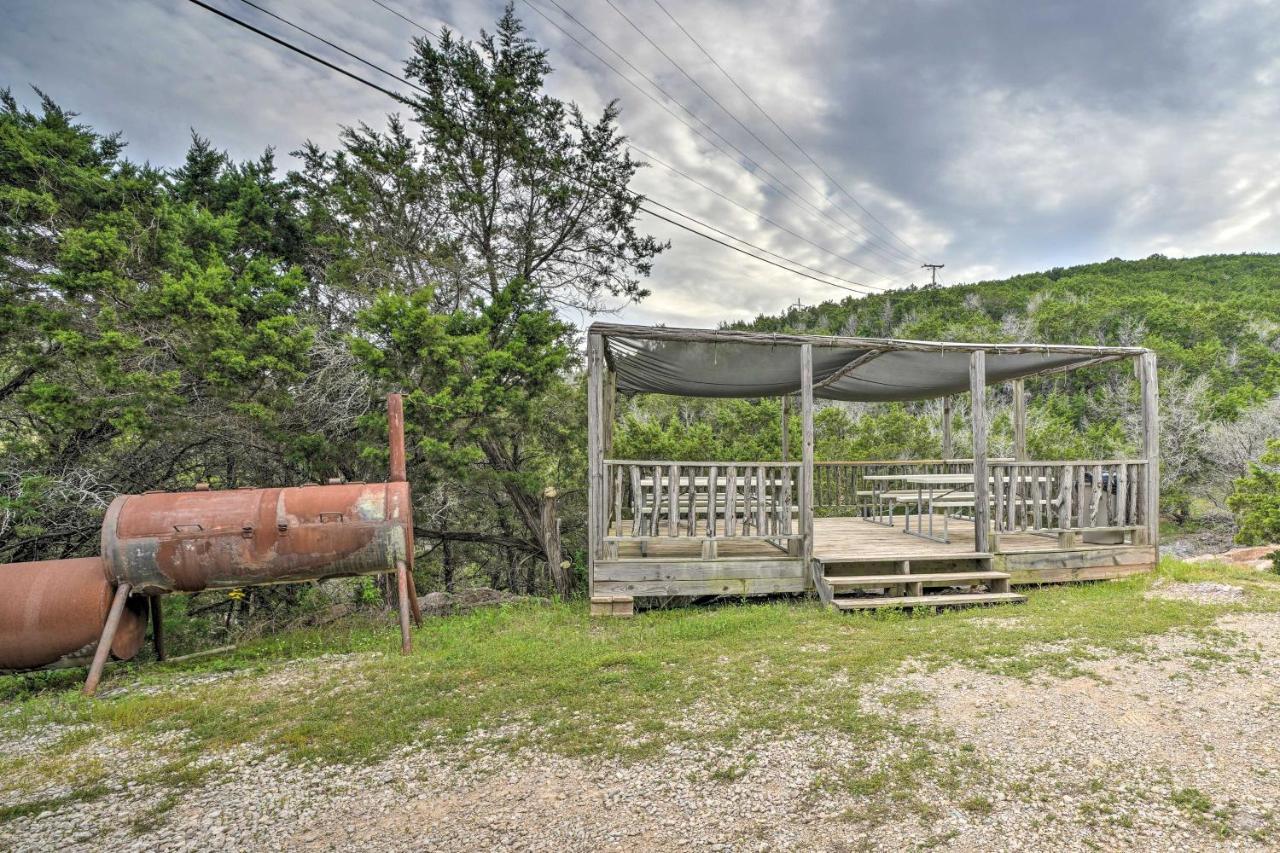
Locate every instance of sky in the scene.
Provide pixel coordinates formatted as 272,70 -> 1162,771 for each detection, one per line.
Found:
4,0 -> 1280,328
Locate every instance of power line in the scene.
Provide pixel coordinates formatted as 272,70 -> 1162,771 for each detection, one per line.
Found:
232,0 -> 429,96
638,206 -> 863,294
642,200 -> 881,293
603,0 -> 921,267
626,142 -> 897,287
183,0 -> 896,296
523,0 -> 916,278
185,0 -> 408,102
365,0 -> 440,37
648,0 -> 927,264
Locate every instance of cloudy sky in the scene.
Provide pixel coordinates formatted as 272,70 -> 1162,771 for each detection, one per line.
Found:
4,0 -> 1280,327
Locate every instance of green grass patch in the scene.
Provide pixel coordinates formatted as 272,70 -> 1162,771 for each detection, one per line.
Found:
1,557 -> 1277,825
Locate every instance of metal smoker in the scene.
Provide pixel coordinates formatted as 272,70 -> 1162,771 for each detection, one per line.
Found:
0,394 -> 421,695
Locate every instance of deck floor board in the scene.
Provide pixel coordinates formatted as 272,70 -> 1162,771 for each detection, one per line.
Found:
608,516 -> 1068,561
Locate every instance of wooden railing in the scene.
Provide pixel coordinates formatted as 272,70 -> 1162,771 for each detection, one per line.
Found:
990,460 -> 1148,537
603,460 -> 801,557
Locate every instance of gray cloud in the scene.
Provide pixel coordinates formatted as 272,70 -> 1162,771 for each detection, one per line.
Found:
3,0 -> 1278,328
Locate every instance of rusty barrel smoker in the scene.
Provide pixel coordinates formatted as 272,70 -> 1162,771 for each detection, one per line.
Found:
0,557 -> 146,672
0,393 -> 419,695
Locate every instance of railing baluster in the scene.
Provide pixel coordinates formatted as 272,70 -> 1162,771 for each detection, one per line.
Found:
667,463 -> 678,537
612,465 -> 622,538
994,465 -> 1005,532
707,464 -> 719,536
726,465 -> 738,537
1060,465 -> 1073,531
752,466 -> 762,532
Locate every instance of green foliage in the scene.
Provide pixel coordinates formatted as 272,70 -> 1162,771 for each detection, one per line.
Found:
1227,439 -> 1280,544
0,89 -> 314,562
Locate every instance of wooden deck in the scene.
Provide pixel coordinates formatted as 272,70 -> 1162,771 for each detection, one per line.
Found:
595,515 -> 1156,599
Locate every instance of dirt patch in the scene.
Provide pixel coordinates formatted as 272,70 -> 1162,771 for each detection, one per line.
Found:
1146,579 -> 1247,604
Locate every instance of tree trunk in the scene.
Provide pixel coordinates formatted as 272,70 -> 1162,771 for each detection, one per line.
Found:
479,437 -> 571,598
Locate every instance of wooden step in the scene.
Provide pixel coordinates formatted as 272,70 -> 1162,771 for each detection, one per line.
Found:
818,552 -> 992,564
831,592 -> 1026,611
824,570 -> 1009,588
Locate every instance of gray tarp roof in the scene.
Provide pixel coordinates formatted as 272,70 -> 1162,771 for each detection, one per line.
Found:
592,324 -> 1147,403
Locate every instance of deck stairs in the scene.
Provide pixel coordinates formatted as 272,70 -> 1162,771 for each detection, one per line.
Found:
813,553 -> 1026,612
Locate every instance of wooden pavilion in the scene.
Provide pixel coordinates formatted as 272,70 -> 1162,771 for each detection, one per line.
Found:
586,323 -> 1159,614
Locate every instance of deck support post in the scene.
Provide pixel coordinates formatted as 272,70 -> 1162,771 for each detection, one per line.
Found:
942,396 -> 953,459
587,333 -> 606,599
1012,379 -> 1026,461
970,351 -> 990,553
799,344 -> 815,570
1138,351 -> 1160,545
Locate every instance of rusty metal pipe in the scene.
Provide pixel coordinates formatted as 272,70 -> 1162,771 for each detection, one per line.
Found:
150,596 -> 165,661
388,392 -> 406,483
0,557 -> 144,672
82,582 -> 131,696
395,558 -> 412,654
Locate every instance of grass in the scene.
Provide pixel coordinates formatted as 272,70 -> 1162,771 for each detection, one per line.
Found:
2,557 -> 1279,826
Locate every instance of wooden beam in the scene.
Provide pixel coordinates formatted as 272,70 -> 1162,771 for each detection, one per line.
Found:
1138,351 -> 1160,544
587,333 -> 606,599
813,349 -> 885,389
1026,352 -> 1130,378
970,350 -> 989,553
800,344 -> 815,570
941,396 -> 953,459
1011,379 -> 1026,461
586,322 -> 1148,357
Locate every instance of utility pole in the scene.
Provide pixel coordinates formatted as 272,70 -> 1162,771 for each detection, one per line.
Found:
921,263 -> 944,286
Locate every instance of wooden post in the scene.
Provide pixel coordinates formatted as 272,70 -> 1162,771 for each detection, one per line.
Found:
587,333 -> 606,599
1138,351 -> 1160,545
800,344 -> 815,568
941,395 -> 953,459
1011,379 -> 1027,462
970,351 -> 989,553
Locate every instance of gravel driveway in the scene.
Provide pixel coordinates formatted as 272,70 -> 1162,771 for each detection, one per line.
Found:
4,602 -> 1278,851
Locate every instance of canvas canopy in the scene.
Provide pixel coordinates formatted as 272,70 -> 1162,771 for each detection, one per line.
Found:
592,323 -> 1145,403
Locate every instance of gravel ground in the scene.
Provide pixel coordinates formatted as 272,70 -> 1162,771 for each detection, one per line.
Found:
4,612 -> 1280,852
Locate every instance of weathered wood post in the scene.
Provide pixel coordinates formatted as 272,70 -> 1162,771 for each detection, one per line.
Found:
1012,379 -> 1027,462
970,351 -> 990,553
799,344 -> 815,570
1138,351 -> 1160,545
942,395 -> 953,459
587,333 -> 605,600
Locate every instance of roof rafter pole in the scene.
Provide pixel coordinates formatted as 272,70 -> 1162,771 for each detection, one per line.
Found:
587,333 -> 606,599
1026,352 -> 1130,378
1138,351 -> 1160,545
813,349 -> 885,390
799,344 -> 815,572
587,322 -> 1147,356
1012,379 -> 1027,462
942,396 -> 953,459
970,350 -> 990,553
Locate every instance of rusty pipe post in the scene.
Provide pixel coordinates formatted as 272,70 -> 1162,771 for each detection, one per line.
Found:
150,596 -> 165,661
388,393 -> 406,483
387,392 -> 420,626
83,583 -> 132,697
395,559 -> 412,654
